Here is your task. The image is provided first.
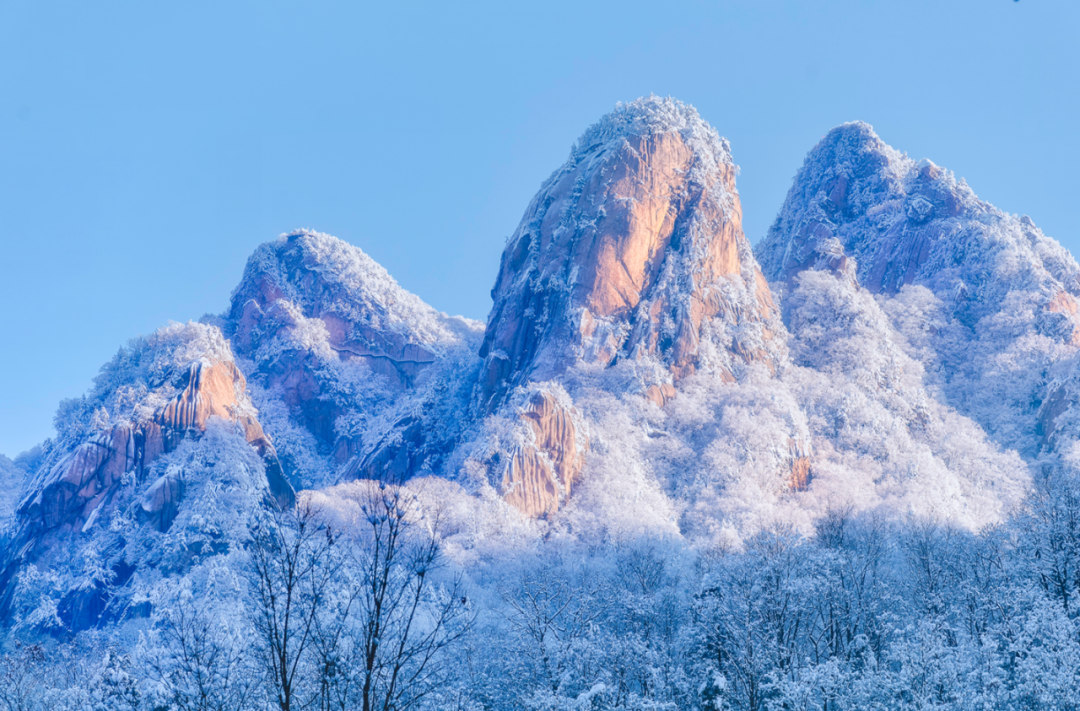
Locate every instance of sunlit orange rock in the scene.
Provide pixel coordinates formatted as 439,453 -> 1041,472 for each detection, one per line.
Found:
499,392 -> 588,518
23,358 -> 292,535
480,97 -> 782,412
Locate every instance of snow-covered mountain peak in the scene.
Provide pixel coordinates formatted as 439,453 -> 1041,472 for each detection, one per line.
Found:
0,320 -> 293,631
479,97 -> 783,411
755,121 -> 1076,297
758,122 -> 1080,458
570,96 -> 736,194
223,229 -> 485,492
230,230 -> 480,353
575,95 -> 720,144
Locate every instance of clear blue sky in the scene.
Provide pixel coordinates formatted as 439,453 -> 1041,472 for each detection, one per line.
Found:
1,0 -> 1077,458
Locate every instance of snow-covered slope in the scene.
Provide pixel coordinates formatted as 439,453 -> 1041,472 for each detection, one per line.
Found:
226,230 -> 484,489
758,122 -> 1080,458
0,322 -> 292,632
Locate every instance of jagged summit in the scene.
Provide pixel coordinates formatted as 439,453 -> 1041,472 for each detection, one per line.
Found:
479,96 -> 782,410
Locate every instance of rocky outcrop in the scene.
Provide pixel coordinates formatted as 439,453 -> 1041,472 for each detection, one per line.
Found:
1,322 -> 295,630
20,355 -> 293,537
479,97 -> 784,412
644,383 -> 677,408
788,441 -> 812,491
499,391 -> 588,518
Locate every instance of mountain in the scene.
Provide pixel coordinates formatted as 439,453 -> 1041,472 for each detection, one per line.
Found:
471,98 -> 788,518
757,121 -> 1080,459
225,231 -> 484,489
480,99 -> 784,408
0,97 -> 1069,637
0,323 -> 292,630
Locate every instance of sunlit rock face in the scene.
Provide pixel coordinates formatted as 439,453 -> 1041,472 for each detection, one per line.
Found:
758,121 -> 1080,458
18,327 -> 291,539
1,323 -> 293,630
464,97 -> 807,517
21,358 -> 290,536
495,390 -> 588,519
479,97 -> 784,413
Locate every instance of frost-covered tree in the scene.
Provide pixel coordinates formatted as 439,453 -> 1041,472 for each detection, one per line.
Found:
249,503 -> 344,711
144,600 -> 258,711
248,483 -> 472,711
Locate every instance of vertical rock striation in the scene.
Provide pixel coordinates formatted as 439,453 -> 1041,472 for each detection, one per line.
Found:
1,323 -> 294,630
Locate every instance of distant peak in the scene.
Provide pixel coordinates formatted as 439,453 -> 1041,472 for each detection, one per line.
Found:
826,120 -> 879,141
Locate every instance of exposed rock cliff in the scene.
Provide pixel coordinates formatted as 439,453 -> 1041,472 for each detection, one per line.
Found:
1,323 -> 292,630
462,98 -> 809,517
479,97 -> 784,412
19,325 -> 291,537
498,389 -> 588,518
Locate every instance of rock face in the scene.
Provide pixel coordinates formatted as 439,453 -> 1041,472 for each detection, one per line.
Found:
499,390 -> 588,518
226,231 -> 484,489
1,323 -> 294,629
468,97 -> 798,516
20,335 -> 291,538
480,97 -> 784,412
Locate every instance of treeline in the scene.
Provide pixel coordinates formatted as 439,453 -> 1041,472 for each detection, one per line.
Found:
6,470 -> 1080,710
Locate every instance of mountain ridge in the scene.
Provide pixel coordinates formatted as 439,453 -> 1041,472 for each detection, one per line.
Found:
0,97 -> 1072,638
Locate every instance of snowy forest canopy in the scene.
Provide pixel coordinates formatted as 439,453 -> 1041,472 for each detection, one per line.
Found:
5,472 -> 1080,711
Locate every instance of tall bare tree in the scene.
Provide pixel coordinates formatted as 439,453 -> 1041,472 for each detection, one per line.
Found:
249,502 -> 344,711
249,483 -> 472,711
348,483 -> 472,711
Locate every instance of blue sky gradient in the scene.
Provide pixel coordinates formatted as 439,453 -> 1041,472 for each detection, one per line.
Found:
1,0 -> 1077,457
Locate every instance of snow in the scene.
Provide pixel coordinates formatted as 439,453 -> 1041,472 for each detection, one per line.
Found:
5,102 -> 1080,710
234,229 -> 483,350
